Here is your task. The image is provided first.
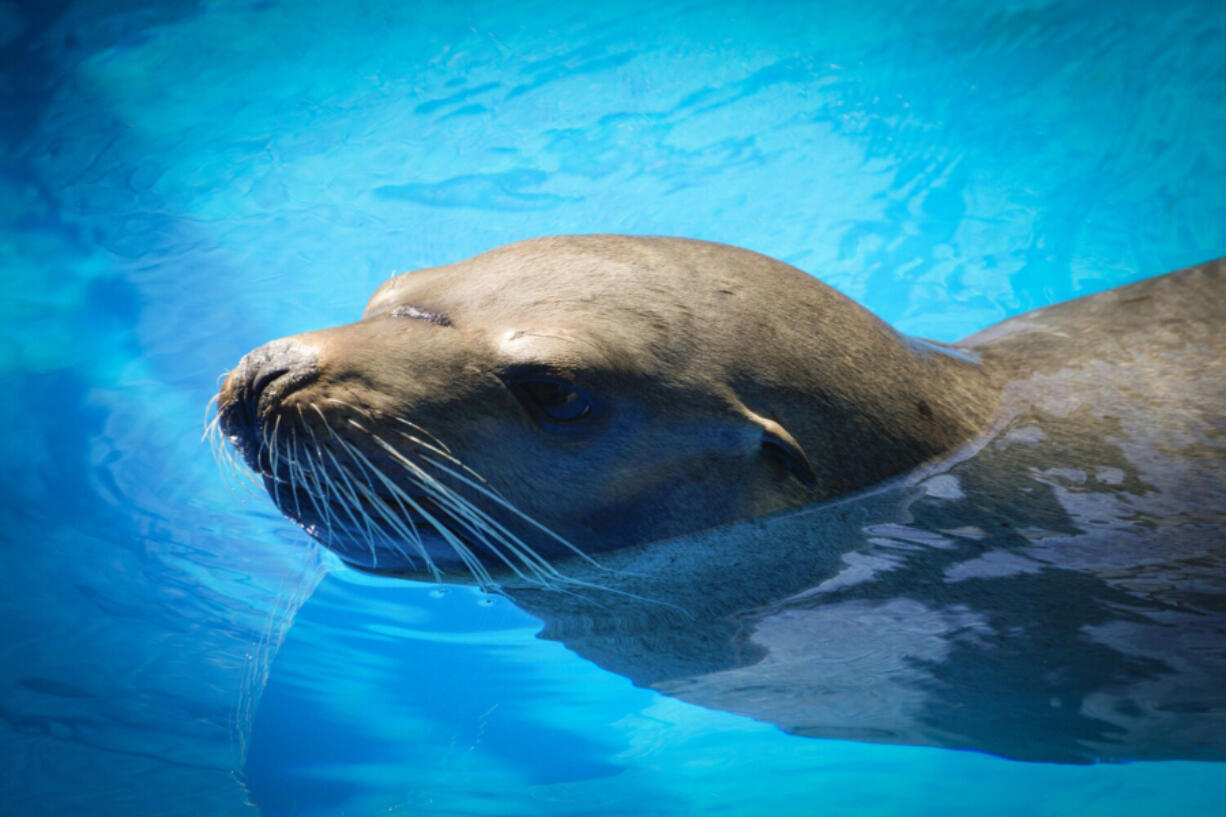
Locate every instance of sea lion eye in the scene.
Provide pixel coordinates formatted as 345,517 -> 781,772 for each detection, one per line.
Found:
511,377 -> 593,423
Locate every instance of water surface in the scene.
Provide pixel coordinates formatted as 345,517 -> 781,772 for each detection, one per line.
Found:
3,0 -> 1226,814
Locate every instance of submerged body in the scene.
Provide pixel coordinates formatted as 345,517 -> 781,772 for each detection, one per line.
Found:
215,237 -> 1226,762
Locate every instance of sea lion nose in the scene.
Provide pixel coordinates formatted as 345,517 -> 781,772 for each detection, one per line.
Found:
220,337 -> 321,432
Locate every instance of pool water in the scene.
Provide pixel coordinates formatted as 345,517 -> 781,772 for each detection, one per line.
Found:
3,0 -> 1225,814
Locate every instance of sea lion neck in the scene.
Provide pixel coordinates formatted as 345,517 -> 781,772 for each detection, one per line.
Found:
731,285 -> 998,500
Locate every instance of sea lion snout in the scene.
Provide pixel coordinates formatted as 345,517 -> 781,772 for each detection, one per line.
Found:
218,337 -> 321,466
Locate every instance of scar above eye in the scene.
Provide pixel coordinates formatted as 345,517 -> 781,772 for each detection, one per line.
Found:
390,304 -> 453,327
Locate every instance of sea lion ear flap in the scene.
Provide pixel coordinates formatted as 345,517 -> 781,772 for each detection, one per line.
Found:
752,414 -> 818,489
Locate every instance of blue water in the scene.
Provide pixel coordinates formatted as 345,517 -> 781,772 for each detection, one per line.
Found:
3,0 -> 1226,814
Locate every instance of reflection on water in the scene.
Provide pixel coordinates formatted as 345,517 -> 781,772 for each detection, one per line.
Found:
3,0 -> 1226,814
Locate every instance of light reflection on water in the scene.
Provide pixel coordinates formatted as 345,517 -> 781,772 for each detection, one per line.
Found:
2,0 -> 1225,814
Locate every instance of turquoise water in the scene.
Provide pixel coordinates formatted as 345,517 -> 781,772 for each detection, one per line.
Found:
3,0 -> 1226,814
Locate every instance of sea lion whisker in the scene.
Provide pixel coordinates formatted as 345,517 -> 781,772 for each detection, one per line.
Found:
308,419 -> 380,541
202,410 -> 233,488
333,414 -> 524,559
416,454 -> 603,569
333,460 -> 427,572
412,480 -> 665,603
220,433 -> 263,497
308,403 -> 422,565
331,407 -> 489,493
283,430 -> 306,523
390,427 -> 478,477
352,484 -> 439,578
255,411 -> 278,477
351,465 -> 432,574
320,396 -> 372,417
342,475 -> 449,581
300,418 -> 383,567
286,446 -> 335,542
327,442 -> 432,571
267,414 -> 286,512
204,397 -> 248,494
424,493 -> 668,604
328,437 -> 497,585
205,413 -> 245,495
297,461 -> 343,553
218,405 -> 266,496
333,407 -> 471,475
322,433 -> 436,572
317,444 -> 386,566
286,409 -> 565,589
357,433 -> 580,589
388,415 -> 454,456
385,451 -> 681,602
361,430 -> 585,584
412,473 -> 568,584
356,430 -> 567,577
201,395 -> 221,443
411,476 -> 560,587
320,396 -> 456,464
290,408 -> 345,553
326,433 -> 498,588
269,414 -> 284,473
309,404 -> 438,575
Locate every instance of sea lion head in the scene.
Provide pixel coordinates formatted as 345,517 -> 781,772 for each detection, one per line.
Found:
215,235 -> 984,583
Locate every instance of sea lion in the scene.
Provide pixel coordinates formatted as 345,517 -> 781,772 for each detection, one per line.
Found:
214,236 -> 1226,762
215,235 -> 997,580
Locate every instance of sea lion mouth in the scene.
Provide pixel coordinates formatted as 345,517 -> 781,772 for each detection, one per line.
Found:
262,471 -> 479,574
209,381 -> 591,588
215,384 -> 480,576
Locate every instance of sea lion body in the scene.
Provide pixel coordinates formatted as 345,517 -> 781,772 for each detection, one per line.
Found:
494,256 -> 1226,763
215,237 -> 1226,762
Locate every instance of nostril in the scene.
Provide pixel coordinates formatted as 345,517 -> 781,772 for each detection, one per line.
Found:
222,338 -> 321,433
244,365 -> 291,427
